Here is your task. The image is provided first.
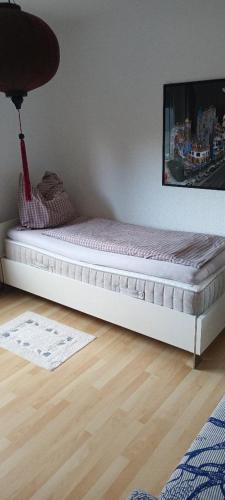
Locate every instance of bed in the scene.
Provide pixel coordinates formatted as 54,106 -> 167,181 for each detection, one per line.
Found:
1,217 -> 225,368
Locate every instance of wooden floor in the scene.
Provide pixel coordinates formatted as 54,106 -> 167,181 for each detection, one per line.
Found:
0,288 -> 225,500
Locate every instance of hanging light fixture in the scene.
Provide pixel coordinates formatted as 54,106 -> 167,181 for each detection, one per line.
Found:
0,1 -> 60,200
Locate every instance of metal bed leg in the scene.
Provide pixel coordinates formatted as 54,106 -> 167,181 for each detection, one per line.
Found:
193,353 -> 202,369
193,316 -> 201,369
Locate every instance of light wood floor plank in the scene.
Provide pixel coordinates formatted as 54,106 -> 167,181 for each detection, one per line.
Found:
0,287 -> 225,499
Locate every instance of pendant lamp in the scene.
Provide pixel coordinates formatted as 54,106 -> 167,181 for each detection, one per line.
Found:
0,1 -> 60,200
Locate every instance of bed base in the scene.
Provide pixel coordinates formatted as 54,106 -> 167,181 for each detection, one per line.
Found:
1,257 -> 225,366
1,220 -> 225,367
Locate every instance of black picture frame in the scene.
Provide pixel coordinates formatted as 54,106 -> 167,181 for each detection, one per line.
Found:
163,78 -> 225,190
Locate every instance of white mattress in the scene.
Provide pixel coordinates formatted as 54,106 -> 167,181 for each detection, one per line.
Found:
5,237 -> 225,316
7,226 -> 225,285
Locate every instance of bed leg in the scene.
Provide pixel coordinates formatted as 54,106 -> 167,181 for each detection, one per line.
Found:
193,353 -> 201,369
192,316 -> 201,369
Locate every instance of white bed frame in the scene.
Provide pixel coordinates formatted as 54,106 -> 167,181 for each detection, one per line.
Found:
1,219 -> 225,368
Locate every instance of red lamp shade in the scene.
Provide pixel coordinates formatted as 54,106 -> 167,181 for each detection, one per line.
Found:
0,2 -> 60,99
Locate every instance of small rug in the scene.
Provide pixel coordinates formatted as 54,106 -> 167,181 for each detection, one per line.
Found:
0,312 -> 96,370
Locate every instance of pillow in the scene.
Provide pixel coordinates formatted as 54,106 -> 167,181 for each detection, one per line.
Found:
18,171 -> 76,229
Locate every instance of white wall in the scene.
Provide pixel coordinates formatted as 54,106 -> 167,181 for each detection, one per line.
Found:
2,0 -> 225,235
55,0 -> 225,234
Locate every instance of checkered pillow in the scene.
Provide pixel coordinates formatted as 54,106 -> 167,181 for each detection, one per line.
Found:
18,172 -> 76,229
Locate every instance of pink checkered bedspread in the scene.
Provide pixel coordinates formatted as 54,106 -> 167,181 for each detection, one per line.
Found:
43,218 -> 225,269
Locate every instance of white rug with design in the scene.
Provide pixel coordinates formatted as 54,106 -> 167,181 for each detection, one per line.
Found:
0,312 -> 96,370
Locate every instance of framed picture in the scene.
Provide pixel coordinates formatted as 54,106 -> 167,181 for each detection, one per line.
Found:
163,78 -> 225,190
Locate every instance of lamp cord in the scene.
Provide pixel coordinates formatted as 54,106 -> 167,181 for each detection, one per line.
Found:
18,109 -> 23,135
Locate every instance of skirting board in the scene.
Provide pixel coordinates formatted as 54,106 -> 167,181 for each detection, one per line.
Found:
2,257 -> 225,356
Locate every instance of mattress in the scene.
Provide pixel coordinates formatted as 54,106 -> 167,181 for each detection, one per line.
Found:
5,237 -> 225,316
7,226 -> 225,285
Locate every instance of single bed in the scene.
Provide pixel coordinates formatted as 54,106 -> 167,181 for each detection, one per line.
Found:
1,218 -> 225,368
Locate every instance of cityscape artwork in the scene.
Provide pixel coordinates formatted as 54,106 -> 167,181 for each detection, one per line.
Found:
163,79 -> 225,190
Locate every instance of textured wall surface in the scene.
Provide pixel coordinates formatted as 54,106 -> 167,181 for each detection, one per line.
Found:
55,0 -> 225,234
2,0 -> 225,235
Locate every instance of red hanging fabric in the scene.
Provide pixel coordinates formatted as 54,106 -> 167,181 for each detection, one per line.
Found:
19,135 -> 31,201
18,111 -> 31,201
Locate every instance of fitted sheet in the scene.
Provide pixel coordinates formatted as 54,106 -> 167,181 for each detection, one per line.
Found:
4,238 -> 225,315
7,226 -> 225,285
